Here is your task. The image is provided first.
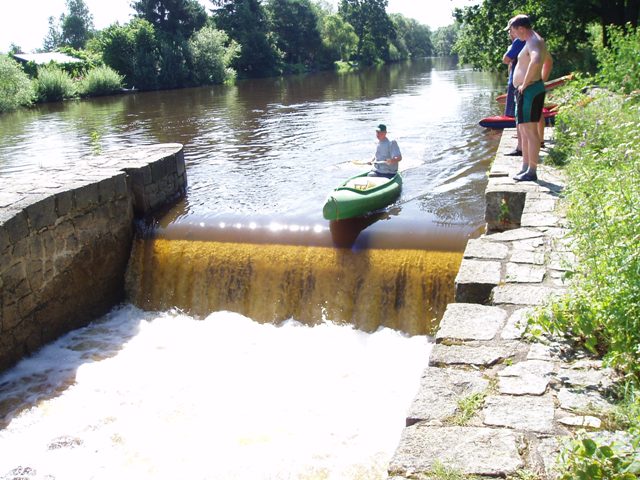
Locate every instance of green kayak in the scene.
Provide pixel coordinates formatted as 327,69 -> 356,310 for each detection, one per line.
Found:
322,172 -> 402,221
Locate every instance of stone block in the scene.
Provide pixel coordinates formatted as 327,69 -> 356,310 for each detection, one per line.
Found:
523,197 -> 557,214
389,425 -> 524,477
454,259 -> 501,304
436,303 -> 507,342
176,150 -> 186,176
430,344 -> 514,367
486,228 -> 545,243
510,250 -> 545,265
482,395 -> 556,433
505,262 -> 546,283
521,212 -> 560,228
492,284 -> 560,306
485,188 -> 526,232
405,367 -> 489,426
557,388 -> 614,413
501,308 -> 532,340
74,182 -> 100,211
2,212 -> 29,245
55,189 -> 74,217
463,238 -> 509,260
151,155 -> 173,182
497,360 -> 555,395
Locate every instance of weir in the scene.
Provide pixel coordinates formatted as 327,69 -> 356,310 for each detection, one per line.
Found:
126,236 -> 462,336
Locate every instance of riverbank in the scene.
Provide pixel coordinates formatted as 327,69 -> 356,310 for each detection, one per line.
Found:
388,128 -> 617,478
0,144 -> 186,371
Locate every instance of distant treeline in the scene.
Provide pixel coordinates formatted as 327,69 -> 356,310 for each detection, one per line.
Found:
3,0 -> 459,94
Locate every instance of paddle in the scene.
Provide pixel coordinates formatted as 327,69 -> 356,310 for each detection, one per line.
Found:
351,159 -> 372,165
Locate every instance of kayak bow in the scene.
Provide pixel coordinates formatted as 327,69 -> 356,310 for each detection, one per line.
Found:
322,172 -> 402,221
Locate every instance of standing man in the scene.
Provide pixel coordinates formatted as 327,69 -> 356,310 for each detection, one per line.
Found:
508,14 -> 551,182
368,124 -> 402,178
502,27 -> 526,156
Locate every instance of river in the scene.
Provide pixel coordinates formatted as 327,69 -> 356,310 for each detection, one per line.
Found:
0,58 -> 504,479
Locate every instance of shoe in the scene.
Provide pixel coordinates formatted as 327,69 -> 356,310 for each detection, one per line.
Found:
514,171 -> 538,182
505,149 -> 522,156
512,167 -> 527,179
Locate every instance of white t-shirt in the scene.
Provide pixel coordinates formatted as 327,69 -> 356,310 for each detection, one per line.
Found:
373,138 -> 401,175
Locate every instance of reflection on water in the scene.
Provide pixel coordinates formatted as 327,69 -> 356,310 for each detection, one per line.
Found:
0,58 -> 503,233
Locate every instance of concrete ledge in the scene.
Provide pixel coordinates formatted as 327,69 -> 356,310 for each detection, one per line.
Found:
0,144 -> 186,371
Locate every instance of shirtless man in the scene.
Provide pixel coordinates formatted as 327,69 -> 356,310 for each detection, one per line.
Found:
507,14 -> 551,182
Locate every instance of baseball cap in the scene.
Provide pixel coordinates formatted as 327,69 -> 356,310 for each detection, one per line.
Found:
505,14 -> 531,30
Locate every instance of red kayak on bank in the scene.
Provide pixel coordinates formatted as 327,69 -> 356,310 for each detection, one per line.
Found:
495,74 -> 573,104
479,107 -> 558,129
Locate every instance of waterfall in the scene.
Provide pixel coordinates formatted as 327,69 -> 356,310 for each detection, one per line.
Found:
125,237 -> 462,335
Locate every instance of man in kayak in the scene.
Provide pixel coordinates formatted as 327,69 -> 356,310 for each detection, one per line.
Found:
508,14 -> 551,182
368,124 -> 402,178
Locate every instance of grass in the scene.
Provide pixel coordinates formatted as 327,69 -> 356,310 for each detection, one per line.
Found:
444,392 -> 486,426
78,66 -> 123,97
34,65 -> 76,102
527,24 -> 640,480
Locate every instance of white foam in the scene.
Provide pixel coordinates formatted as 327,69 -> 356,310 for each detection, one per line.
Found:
0,305 -> 431,480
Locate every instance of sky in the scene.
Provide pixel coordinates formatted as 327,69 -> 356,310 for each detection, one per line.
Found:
0,0 -> 479,54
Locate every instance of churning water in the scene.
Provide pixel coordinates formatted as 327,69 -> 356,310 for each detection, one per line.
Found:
0,306 -> 430,479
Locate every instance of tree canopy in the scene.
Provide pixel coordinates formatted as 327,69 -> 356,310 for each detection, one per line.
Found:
453,0 -> 640,73
212,0 -> 282,77
131,0 -> 208,39
338,0 -> 395,64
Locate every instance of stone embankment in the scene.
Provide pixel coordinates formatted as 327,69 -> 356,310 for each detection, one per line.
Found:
0,144 -> 185,372
389,129 -> 616,478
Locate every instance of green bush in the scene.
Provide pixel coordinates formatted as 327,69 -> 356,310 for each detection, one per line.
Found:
595,24 -> 640,94
0,55 -> 35,113
78,66 -> 123,97
189,26 -> 240,85
34,65 -> 76,102
557,428 -> 640,480
532,92 -> 640,380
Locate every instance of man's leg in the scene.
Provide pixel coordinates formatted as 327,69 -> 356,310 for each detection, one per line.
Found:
538,116 -> 545,147
516,122 -> 540,181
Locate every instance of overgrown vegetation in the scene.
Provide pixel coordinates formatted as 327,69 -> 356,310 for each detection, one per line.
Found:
34,65 -> 76,102
78,65 -> 123,96
0,55 -> 34,113
527,24 -> 640,479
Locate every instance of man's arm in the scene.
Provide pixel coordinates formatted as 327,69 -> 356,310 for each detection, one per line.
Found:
542,53 -> 553,82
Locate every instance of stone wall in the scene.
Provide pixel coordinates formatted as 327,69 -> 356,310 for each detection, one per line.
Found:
389,129 -> 616,479
0,144 -> 186,372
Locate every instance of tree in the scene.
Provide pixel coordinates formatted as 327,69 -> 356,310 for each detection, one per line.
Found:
338,0 -> 395,64
60,0 -> 95,49
212,0 -> 282,77
189,25 -> 240,84
42,16 -> 63,52
453,0 -> 640,73
432,24 -> 458,57
0,55 -> 34,113
266,0 -> 323,66
320,13 -> 358,62
96,19 -> 160,89
390,14 -> 433,59
132,0 -> 208,39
